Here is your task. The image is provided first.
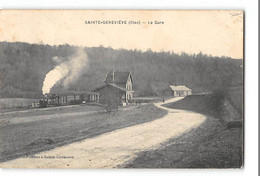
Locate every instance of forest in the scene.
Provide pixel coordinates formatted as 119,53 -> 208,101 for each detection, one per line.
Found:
0,42 -> 243,98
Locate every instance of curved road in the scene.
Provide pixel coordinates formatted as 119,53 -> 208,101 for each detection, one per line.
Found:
0,97 -> 206,168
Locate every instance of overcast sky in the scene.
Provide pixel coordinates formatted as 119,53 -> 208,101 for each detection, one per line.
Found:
0,10 -> 243,59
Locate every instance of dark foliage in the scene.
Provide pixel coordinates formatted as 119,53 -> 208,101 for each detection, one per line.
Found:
0,42 -> 243,98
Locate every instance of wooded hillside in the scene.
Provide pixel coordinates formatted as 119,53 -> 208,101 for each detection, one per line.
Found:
0,42 -> 243,98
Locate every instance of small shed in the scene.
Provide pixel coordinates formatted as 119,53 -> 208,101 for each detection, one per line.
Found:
169,85 -> 192,97
92,83 -> 127,106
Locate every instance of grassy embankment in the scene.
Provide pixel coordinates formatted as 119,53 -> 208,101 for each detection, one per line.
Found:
0,98 -> 38,112
0,103 -> 167,162
123,87 -> 243,168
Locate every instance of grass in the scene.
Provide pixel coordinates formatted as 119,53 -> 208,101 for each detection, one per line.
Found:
133,97 -> 163,103
123,91 -> 243,168
1,103 -> 102,118
0,103 -> 167,162
225,86 -> 243,114
164,91 -> 242,122
0,98 -> 38,110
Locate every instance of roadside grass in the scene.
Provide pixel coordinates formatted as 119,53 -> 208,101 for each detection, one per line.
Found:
0,103 -> 167,162
225,86 -> 243,114
123,117 -> 242,168
164,91 -> 242,122
133,97 -> 163,103
123,91 -> 243,168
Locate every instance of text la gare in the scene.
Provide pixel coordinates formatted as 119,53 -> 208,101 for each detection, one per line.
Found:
148,21 -> 164,24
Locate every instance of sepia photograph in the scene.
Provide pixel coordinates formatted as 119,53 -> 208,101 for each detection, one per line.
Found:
0,10 -> 244,169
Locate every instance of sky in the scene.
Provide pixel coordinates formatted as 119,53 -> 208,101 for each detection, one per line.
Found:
0,10 -> 243,59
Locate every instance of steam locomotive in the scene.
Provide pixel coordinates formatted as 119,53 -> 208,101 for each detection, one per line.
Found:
39,94 -> 60,108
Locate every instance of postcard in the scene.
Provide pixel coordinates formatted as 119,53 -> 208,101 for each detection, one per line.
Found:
0,10 -> 243,168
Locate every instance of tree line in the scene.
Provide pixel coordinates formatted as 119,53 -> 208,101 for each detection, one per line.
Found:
0,42 -> 243,98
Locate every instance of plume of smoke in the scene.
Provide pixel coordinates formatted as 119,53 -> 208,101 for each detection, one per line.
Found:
42,48 -> 88,94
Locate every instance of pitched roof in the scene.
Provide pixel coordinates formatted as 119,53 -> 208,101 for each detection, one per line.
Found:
109,83 -> 127,91
170,85 -> 191,91
92,83 -> 127,92
104,71 -> 132,84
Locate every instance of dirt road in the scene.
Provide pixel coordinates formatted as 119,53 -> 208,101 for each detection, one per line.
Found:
0,97 -> 206,168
